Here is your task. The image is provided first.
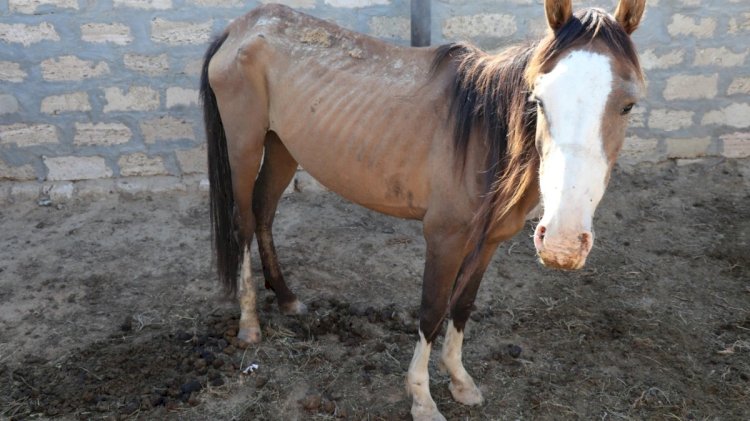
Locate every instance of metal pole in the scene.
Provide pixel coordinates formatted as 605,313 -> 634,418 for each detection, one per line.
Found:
411,0 -> 431,47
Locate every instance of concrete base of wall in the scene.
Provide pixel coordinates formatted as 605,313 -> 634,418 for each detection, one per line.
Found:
2,158 -> 747,205
0,170 -> 329,205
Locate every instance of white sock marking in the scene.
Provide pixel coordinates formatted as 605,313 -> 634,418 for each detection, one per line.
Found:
440,320 -> 483,405
407,330 -> 445,420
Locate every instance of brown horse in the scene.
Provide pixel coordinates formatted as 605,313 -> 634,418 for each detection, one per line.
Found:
200,0 -> 646,419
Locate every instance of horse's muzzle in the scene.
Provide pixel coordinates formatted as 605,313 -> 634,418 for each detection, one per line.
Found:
533,225 -> 593,270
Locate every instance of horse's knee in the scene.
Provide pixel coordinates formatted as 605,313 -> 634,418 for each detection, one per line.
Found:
419,307 -> 448,343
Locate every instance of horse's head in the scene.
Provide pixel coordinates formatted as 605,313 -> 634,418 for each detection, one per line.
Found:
528,0 -> 646,270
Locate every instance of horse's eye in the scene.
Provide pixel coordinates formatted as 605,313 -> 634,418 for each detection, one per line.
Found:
621,103 -> 635,115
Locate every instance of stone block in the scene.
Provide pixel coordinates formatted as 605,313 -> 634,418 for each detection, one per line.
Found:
628,106 -> 645,128
665,137 -> 711,159
116,176 -> 187,196
0,124 -> 58,147
293,170 -> 327,193
81,23 -> 133,45
175,145 -> 206,174
74,122 -> 132,146
0,22 -> 60,46
727,77 -> 750,95
323,0 -> 389,7
619,136 -> 661,165
118,153 -> 169,177
41,92 -> 91,114
720,132 -> 750,158
74,179 -> 116,199
123,54 -> 169,75
9,182 -> 41,201
0,94 -> 19,115
727,12 -> 750,34
166,87 -> 199,108
663,74 -> 717,100
44,182 -> 74,202
183,59 -> 203,76
189,0 -> 243,6
9,0 -> 77,13
0,61 -> 27,82
443,14 -> 517,40
369,16 -> 410,40
640,49 -> 684,70
693,47 -> 747,67
140,116 -> 195,143
41,56 -> 110,81
667,14 -> 715,38
648,109 -> 694,131
103,87 -> 160,112
701,103 -> 750,128
0,160 -> 36,181
150,18 -> 212,45
44,156 -> 113,180
114,0 -> 171,9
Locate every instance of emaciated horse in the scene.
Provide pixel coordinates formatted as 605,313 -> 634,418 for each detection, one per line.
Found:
200,0 -> 645,419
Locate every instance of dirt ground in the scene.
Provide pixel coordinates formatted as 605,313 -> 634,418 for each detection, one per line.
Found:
0,159 -> 748,420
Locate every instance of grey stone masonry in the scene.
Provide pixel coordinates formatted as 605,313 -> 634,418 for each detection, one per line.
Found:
0,0 -> 748,184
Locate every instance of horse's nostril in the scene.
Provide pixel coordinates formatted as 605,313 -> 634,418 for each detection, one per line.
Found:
579,231 -> 593,252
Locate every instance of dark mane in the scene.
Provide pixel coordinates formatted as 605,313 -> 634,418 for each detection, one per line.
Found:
433,7 -> 643,301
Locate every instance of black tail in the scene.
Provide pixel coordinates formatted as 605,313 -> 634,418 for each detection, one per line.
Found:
201,32 -> 238,296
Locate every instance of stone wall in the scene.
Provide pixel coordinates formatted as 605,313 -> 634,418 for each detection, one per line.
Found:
1,0 -> 748,189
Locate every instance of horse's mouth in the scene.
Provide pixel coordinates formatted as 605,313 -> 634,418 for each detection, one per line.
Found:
537,251 -> 587,271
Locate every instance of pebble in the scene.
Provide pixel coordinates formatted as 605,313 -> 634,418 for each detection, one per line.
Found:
175,330 -> 192,341
180,379 -> 202,395
301,394 -> 322,410
321,398 -> 336,414
507,344 -> 523,359
255,375 -> 269,388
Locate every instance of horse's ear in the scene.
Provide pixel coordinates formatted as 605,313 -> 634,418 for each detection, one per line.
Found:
614,0 -> 646,34
544,0 -> 573,31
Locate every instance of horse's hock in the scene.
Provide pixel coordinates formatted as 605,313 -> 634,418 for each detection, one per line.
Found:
0,0 -> 748,197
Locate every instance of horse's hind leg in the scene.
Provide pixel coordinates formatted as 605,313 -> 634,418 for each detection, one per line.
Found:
253,131 -> 307,315
217,91 -> 267,344
439,242 -> 499,406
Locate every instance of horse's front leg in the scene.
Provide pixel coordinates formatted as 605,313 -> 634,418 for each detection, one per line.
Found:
439,242 -> 499,406
408,230 -> 467,421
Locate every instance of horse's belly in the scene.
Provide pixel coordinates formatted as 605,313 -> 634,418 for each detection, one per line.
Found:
281,129 -> 431,220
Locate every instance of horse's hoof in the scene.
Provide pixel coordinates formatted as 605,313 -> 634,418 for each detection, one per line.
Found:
237,326 -> 262,345
411,404 -> 447,421
280,299 -> 307,316
449,381 -> 484,406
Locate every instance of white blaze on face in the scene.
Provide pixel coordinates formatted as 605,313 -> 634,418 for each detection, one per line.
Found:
534,51 -> 613,245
